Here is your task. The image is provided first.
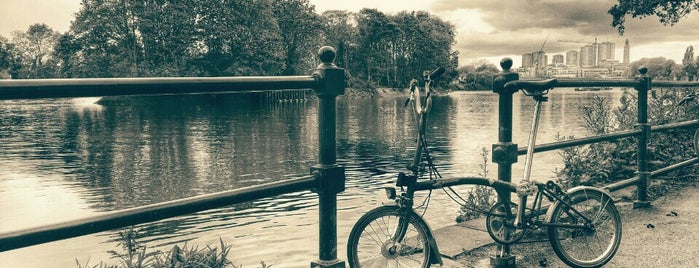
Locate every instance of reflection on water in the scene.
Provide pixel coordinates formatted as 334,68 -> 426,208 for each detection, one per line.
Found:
0,89 -> 622,267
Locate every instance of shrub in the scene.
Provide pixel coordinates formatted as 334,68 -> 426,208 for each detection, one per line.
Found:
557,88 -> 699,190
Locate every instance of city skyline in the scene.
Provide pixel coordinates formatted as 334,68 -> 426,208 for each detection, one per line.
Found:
521,38 -> 630,68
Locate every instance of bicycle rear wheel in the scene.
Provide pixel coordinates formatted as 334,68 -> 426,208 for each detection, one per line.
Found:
347,205 -> 431,268
547,188 -> 621,268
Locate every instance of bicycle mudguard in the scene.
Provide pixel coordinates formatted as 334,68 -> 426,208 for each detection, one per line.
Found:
407,208 -> 444,266
544,186 -> 615,221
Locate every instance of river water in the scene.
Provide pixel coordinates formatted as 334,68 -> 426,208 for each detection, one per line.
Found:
0,89 -> 623,267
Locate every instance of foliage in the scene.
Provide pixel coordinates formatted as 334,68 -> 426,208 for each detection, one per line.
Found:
557,87 -> 699,188
75,228 -> 269,268
9,23 -> 60,78
4,2 -> 458,89
272,0 -> 322,75
456,61 -> 500,90
456,147 -> 496,222
627,57 -> 681,80
682,46 -> 697,81
609,0 -> 699,34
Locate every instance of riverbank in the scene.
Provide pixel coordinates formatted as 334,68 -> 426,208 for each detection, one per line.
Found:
449,176 -> 699,267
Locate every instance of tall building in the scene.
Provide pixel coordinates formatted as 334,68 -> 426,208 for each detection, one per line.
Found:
580,45 -> 596,67
552,54 -> 564,65
522,53 -> 534,67
623,39 -> 630,64
598,42 -> 615,64
566,50 -> 579,66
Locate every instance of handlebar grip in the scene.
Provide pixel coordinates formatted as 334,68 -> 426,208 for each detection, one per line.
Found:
428,67 -> 445,80
504,78 -> 558,92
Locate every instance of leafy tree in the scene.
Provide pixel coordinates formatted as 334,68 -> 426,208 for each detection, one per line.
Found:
196,0 -> 285,76
11,23 -> 60,78
272,0 -> 321,75
628,57 -> 680,80
609,0 -> 699,34
0,35 -> 20,78
457,62 -> 499,90
320,10 -> 357,69
355,8 -> 398,85
132,0 -> 200,76
69,0 -> 139,77
682,46 -> 697,81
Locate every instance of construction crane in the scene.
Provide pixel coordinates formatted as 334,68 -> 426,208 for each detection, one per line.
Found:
532,34 -> 549,77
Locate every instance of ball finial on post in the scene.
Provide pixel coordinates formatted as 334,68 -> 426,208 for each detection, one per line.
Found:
500,57 -> 513,71
318,46 -> 336,65
638,66 -> 648,75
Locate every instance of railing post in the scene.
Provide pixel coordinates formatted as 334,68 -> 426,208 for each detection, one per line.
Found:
490,58 -> 519,267
310,46 -> 346,268
634,66 -> 652,208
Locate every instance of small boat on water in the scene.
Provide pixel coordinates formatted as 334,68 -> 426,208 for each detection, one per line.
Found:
574,87 -> 613,91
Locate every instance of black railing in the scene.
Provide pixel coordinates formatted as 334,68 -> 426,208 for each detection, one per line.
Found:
0,47 -> 347,268
490,58 -> 699,267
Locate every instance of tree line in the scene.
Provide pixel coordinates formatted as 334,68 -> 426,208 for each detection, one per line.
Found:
0,0 -> 458,89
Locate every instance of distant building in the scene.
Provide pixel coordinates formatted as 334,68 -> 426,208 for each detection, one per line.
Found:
580,45 -> 596,67
566,50 -> 579,66
522,52 -> 534,67
598,42 -> 615,64
552,54 -> 564,66
623,39 -> 630,65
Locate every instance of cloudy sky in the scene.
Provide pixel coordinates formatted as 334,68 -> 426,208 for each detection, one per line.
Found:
2,0 -> 699,67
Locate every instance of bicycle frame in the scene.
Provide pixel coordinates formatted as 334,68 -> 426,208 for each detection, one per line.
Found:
350,77 -> 621,268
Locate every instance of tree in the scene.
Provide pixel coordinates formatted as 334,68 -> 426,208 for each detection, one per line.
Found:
609,0 -> 699,34
682,46 -> 697,81
628,57 -> 680,80
320,10 -> 357,69
272,0 -> 321,75
355,8 -> 398,85
0,35 -> 20,78
11,23 -> 60,78
69,0 -> 140,77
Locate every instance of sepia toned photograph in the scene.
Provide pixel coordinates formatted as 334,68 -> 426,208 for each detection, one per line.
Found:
1,0 -> 698,267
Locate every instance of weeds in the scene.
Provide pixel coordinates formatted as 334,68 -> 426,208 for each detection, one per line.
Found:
456,146 -> 496,223
76,228 -> 269,268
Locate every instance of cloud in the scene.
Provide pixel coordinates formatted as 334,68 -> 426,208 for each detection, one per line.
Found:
429,0 -> 699,65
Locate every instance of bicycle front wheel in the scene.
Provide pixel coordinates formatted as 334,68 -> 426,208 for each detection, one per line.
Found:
347,205 -> 431,268
547,188 -> 622,268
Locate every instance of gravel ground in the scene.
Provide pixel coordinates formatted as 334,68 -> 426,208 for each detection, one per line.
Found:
455,180 -> 699,268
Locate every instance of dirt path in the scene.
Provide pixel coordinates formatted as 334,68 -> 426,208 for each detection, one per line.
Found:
454,183 -> 699,267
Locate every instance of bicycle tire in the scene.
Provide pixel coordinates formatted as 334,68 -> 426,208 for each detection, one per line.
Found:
347,205 -> 432,268
547,188 -> 622,268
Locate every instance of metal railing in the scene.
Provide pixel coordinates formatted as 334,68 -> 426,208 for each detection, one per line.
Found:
0,47 -> 347,268
490,58 -> 699,266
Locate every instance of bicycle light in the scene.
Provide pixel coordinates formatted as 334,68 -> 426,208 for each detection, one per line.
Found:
384,187 -> 397,199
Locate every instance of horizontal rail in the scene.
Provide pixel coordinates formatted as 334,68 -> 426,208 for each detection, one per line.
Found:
0,175 -> 316,252
518,129 -> 641,155
0,76 -> 318,100
556,79 -> 638,88
650,119 -> 699,132
652,81 -> 699,88
651,157 -> 699,177
518,120 -> 699,155
604,176 -> 641,192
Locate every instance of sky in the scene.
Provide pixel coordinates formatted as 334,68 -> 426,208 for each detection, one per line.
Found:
2,0 -> 699,67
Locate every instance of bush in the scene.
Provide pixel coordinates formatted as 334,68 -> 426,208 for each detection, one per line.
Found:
557,88 -> 699,190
